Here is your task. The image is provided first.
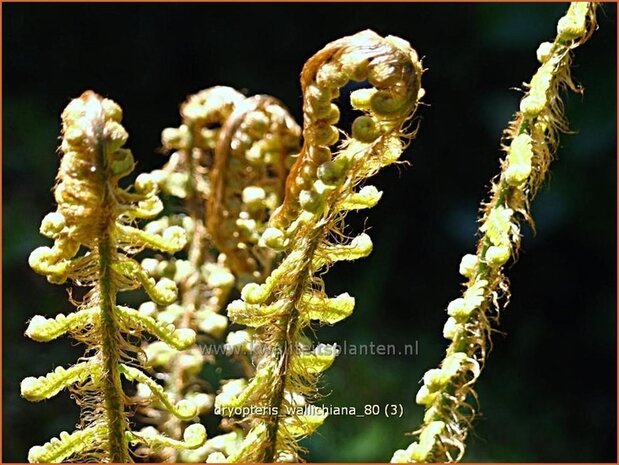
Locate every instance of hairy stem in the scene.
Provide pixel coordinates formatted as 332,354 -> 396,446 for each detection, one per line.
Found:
98,235 -> 129,462
94,108 -> 129,462
262,237 -> 319,462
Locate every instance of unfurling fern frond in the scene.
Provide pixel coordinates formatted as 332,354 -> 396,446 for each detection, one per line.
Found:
24,91 -> 206,463
216,30 -> 424,462
135,87 -> 243,462
208,94 -> 301,285
391,3 -> 598,462
136,87 -> 299,462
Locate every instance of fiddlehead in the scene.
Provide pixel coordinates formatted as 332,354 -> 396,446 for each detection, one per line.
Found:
23,91 -> 206,463
136,87 -> 243,461
391,3 -> 598,462
156,86 -> 246,204
137,87 -> 299,462
208,95 -> 301,285
217,30 -> 424,462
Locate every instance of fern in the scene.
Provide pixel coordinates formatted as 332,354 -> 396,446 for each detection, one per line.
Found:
391,3 -> 598,462
215,30 -> 424,462
135,86 -> 300,462
19,4 -> 602,461
134,86 -> 242,462
23,92 -> 206,462
208,94 -> 301,285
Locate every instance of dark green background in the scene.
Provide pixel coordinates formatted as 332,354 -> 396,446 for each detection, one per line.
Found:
3,2 -> 616,462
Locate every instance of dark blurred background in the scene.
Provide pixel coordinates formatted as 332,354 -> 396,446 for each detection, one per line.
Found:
3,3 -> 616,462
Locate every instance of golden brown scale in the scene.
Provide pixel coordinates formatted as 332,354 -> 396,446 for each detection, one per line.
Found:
208,95 -> 300,282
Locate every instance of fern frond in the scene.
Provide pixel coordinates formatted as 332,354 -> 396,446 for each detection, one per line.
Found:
25,308 -> 97,342
21,361 -> 98,402
24,91 -> 203,462
220,30 -> 424,462
133,87 -> 243,461
127,423 -> 207,450
117,305 -> 196,350
28,425 -> 106,463
136,86 -> 300,461
208,95 -> 301,283
391,3 -> 598,462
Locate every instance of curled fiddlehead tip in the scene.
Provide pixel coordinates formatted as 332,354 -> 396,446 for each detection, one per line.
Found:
208,94 -> 301,283
269,29 -> 424,232
158,86 -> 246,199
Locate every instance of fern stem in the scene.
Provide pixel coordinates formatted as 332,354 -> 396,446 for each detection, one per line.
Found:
262,238 -> 319,462
88,104 -> 129,462
98,234 -> 129,462
93,107 -> 129,463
